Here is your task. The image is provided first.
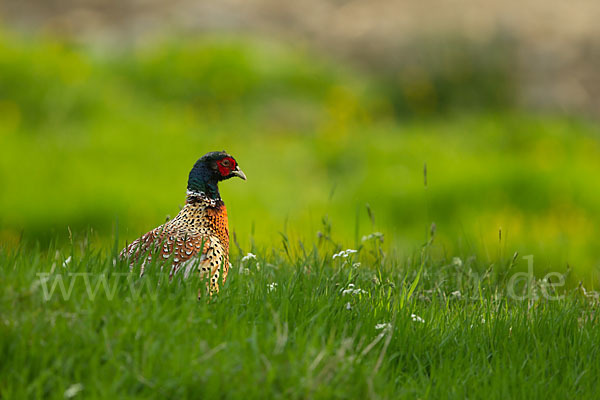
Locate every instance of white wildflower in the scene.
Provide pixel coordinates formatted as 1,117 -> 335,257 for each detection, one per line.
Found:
267,282 -> 278,292
452,257 -> 463,267
241,253 -> 257,262
411,314 -> 425,323
345,302 -> 352,310
62,256 -> 72,268
375,322 -> 391,331
239,266 -> 250,275
341,283 -> 367,295
450,290 -> 462,298
64,383 -> 84,398
342,288 -> 367,295
332,249 -> 358,259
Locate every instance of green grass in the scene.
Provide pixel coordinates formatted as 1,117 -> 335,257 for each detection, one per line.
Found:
1,235 -> 599,399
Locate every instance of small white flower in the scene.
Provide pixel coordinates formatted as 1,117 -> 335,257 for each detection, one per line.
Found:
332,249 -> 358,259
64,383 -> 84,398
239,266 -> 250,275
267,282 -> 278,292
341,283 -> 367,295
452,257 -> 463,267
450,290 -> 462,298
352,262 -> 361,268
345,302 -> 352,310
375,322 -> 391,331
241,253 -> 257,262
411,314 -> 425,323
62,256 -> 72,268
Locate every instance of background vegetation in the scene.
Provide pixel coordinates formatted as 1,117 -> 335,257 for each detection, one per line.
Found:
1,31 -> 599,283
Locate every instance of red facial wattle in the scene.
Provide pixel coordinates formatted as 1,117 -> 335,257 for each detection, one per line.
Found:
217,157 -> 236,177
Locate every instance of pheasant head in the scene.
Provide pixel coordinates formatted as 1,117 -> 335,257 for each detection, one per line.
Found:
187,151 -> 246,200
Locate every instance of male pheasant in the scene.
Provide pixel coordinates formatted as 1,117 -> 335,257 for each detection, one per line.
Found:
120,151 -> 246,293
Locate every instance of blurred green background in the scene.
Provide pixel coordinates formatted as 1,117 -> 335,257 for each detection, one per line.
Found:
1,0 -> 600,284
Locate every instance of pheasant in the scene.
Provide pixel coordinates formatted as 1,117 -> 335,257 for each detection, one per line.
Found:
120,151 -> 246,293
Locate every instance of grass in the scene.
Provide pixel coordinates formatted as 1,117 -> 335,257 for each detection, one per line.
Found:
1,233 -> 599,399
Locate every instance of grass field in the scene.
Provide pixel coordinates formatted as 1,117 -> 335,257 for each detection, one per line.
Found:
1,236 -> 599,399
2,28 -> 600,399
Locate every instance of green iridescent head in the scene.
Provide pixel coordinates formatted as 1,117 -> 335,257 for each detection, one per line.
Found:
187,151 -> 246,199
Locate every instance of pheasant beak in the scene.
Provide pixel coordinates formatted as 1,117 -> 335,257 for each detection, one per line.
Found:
231,166 -> 247,180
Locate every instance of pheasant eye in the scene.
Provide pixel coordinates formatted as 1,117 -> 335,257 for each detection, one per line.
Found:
221,159 -> 231,167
